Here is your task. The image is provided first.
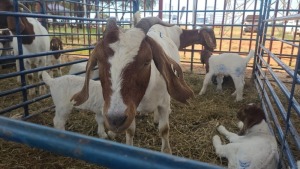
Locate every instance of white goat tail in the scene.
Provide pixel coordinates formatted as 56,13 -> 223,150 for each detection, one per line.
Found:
245,50 -> 255,64
42,71 -> 54,86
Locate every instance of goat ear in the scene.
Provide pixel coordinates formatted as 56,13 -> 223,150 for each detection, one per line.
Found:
145,36 -> 194,104
238,104 -> 265,135
7,16 -> 25,33
71,40 -> 100,106
201,29 -> 216,50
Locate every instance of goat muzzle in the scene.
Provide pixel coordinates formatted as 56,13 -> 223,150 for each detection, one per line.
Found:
104,106 -> 136,133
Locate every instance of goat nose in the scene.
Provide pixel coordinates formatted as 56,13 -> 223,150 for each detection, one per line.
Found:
107,114 -> 127,129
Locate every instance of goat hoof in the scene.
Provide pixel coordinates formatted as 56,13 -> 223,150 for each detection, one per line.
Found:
237,121 -> 244,129
217,125 -> 225,132
99,132 -> 108,139
235,98 -> 243,102
107,131 -> 117,139
162,147 -> 172,154
212,135 -> 221,146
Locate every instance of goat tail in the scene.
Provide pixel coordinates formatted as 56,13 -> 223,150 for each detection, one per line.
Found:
133,11 -> 141,26
245,49 -> 255,64
42,71 -> 53,86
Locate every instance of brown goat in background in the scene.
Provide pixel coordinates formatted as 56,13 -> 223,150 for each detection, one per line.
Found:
49,37 -> 63,76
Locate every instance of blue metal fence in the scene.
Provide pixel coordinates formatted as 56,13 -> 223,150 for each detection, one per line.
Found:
0,0 -> 299,168
254,1 -> 300,169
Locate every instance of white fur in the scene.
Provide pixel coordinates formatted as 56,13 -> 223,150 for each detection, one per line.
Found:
149,25 -> 182,49
134,12 -> 182,49
68,62 -> 99,79
213,120 -> 279,169
10,18 -> 51,96
199,50 -> 254,101
42,71 -> 113,139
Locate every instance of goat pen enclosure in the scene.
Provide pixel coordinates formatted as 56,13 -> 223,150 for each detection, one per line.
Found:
0,0 -> 299,168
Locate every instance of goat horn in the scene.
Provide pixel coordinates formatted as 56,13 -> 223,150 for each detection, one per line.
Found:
105,17 -> 118,32
135,17 -> 174,34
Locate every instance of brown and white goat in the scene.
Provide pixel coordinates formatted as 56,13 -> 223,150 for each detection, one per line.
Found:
133,11 -> 216,51
213,103 -> 279,169
71,17 -> 194,154
49,37 -> 63,76
0,0 -> 50,96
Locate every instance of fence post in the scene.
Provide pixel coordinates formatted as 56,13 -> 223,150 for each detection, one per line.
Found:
133,0 -> 139,14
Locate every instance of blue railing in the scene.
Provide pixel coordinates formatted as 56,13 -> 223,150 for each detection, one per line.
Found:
0,116 -> 223,169
254,0 -> 300,168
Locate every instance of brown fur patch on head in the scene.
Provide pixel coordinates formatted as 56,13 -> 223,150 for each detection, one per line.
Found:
121,38 -> 152,107
237,103 -> 266,135
145,36 -> 194,104
50,37 -> 63,59
0,0 -> 35,44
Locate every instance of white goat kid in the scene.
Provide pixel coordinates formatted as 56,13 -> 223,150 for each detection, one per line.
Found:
199,50 -> 254,101
42,71 -> 112,138
213,103 -> 279,169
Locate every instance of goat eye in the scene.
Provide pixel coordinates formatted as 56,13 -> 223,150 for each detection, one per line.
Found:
144,61 -> 150,66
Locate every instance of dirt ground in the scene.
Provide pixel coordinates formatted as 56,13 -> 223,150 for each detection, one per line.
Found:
0,41 -> 299,168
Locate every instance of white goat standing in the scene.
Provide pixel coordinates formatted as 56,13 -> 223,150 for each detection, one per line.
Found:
212,103 -> 279,169
42,71 -> 113,139
199,50 -> 254,101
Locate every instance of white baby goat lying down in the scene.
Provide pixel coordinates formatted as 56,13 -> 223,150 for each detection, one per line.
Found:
199,50 -> 254,101
42,71 -> 113,138
213,103 -> 279,169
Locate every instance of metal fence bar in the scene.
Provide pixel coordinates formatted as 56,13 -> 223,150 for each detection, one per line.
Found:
257,52 -> 300,116
255,62 -> 300,150
254,1 -> 300,167
0,116 -> 223,169
254,75 -> 297,169
260,45 -> 300,84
